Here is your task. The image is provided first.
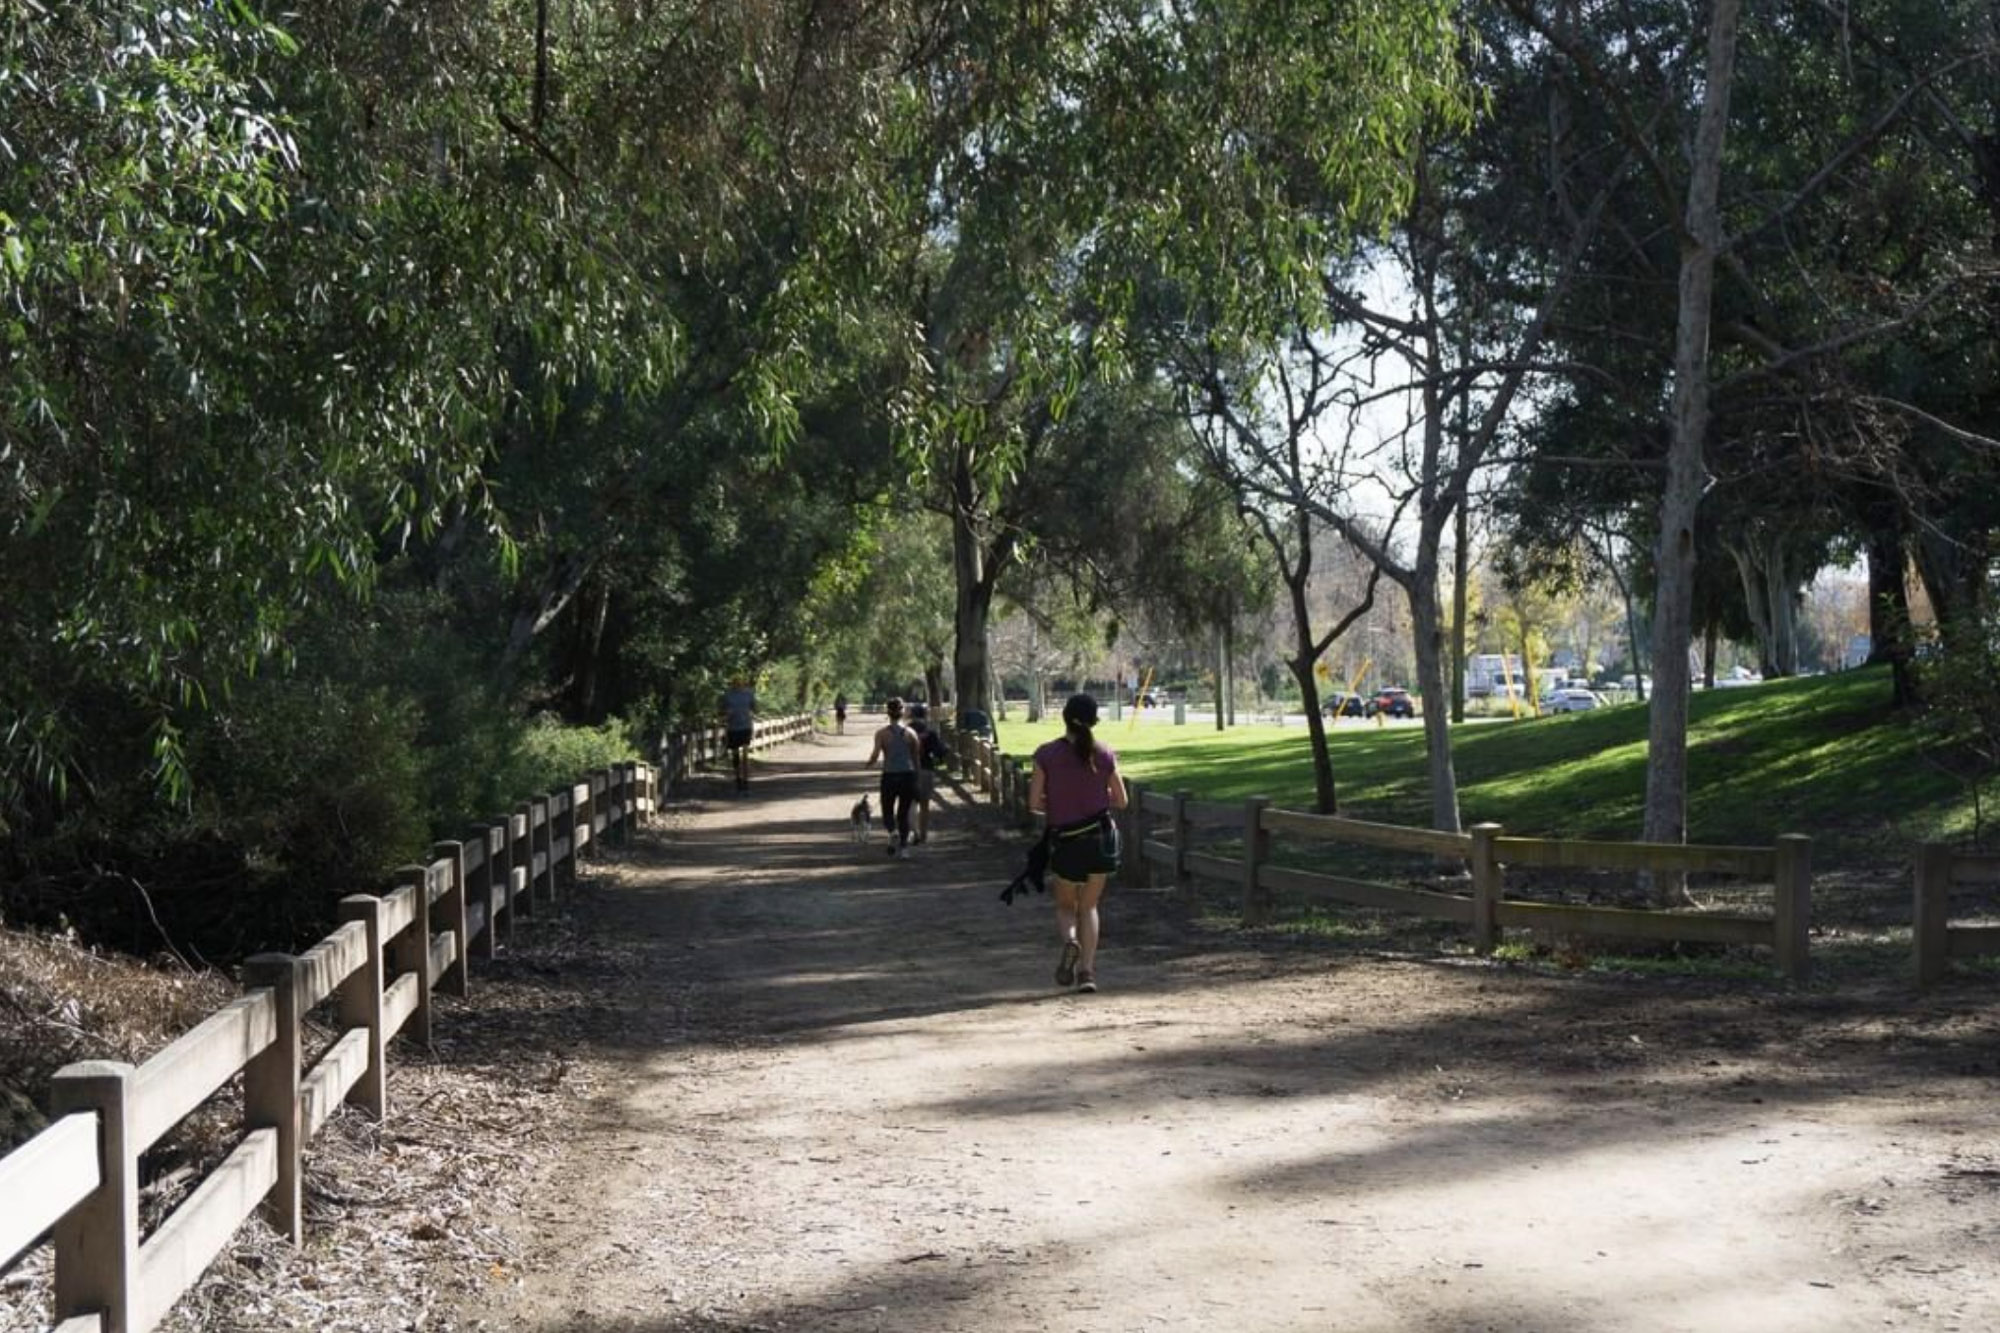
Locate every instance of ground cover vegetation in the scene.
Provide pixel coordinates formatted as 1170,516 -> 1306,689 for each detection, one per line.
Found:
1105,668 -> 1972,861
1105,666 -> 1994,978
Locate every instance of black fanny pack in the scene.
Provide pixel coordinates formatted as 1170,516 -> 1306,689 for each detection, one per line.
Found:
1050,812 -> 1111,839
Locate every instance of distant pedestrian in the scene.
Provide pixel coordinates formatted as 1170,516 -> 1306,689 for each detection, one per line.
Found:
720,677 -> 757,794
908,702 -> 951,843
833,692 -> 849,735
1028,693 -> 1127,993
866,696 -> 921,856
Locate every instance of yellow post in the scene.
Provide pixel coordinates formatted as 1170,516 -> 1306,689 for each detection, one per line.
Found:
1343,658 -> 1373,726
1128,667 -> 1155,729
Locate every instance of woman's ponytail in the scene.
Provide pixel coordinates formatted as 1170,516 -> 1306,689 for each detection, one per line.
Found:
1069,721 -> 1094,767
1061,693 -> 1101,770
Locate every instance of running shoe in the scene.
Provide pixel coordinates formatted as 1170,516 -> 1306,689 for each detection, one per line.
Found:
1056,940 -> 1080,988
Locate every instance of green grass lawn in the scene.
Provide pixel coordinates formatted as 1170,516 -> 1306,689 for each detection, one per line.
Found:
1032,667 -> 1980,869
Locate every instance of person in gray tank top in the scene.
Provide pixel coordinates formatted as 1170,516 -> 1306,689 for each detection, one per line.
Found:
866,697 -> 922,856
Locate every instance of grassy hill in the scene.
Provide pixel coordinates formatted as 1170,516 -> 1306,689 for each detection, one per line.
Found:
1070,667 -> 1978,870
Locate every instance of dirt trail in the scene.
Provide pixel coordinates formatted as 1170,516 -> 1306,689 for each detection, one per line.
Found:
464,729 -> 1999,1333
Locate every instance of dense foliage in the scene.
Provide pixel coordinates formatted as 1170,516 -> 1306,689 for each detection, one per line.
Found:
3,0 -> 1994,952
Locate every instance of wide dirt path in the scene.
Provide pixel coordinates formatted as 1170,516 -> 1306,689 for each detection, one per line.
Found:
465,729 -> 1998,1333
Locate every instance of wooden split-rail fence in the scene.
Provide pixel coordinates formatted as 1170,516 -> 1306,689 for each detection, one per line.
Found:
1914,844 -> 2000,986
941,723 -> 1815,981
945,721 -> 1998,988
0,714 -> 811,1333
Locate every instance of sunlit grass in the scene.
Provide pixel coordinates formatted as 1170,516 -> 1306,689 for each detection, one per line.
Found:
1069,667 -> 1978,869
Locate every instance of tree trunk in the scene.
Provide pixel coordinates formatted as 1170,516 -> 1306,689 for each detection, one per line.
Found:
1214,626 -> 1226,732
501,551 -> 593,679
1914,525 -> 1990,639
1293,659 -> 1338,814
1216,624 -> 1232,728
1864,508 -> 1918,706
573,577 -> 612,721
1643,0 -> 1742,877
1763,541 -> 1799,676
951,505 -> 997,718
1731,531 -> 1801,678
1451,501 -> 1469,724
1408,574 -> 1462,835
1285,568 -> 1339,813
1629,583 -> 1648,702
1604,539 -> 1647,701
1728,540 -> 1777,676
1513,603 -> 1538,715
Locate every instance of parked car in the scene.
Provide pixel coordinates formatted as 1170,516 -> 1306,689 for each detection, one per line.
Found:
1546,688 -> 1607,714
1370,687 -> 1416,718
1139,688 -> 1172,707
1322,691 -> 1367,718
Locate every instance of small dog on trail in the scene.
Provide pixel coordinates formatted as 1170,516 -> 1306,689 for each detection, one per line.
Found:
849,794 -> 873,842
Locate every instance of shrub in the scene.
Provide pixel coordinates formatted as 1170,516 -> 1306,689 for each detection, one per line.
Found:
501,714 -> 640,800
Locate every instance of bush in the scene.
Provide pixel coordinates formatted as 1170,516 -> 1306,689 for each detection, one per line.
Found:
182,675 -> 432,945
501,714 -> 640,800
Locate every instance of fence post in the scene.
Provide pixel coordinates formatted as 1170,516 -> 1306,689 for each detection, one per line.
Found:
530,796 -> 553,904
1120,781 -> 1144,888
1774,834 -> 1812,984
613,765 -> 630,845
512,802 -> 536,919
432,841 -> 469,997
391,865 -> 434,1048
50,1061 -> 137,1333
563,783 -> 583,886
1915,841 -> 1953,988
1469,823 -> 1503,954
549,788 -> 572,900
1241,796 -> 1271,925
242,953 -> 303,1244
336,894 -> 387,1118
463,828 -> 496,963
1172,790 -> 1193,891
486,818 -> 513,946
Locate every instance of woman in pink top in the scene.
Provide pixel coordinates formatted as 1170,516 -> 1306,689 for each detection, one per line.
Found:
1028,693 -> 1129,993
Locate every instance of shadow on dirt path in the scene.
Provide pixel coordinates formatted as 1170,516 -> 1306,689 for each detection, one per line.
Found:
460,730 -> 2000,1333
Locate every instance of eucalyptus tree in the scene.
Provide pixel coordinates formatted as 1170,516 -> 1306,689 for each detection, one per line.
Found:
876,0 -> 1468,717
0,0 -> 937,827
1175,334 -> 1380,810
1494,0 -> 2000,859
1164,0 -> 1642,833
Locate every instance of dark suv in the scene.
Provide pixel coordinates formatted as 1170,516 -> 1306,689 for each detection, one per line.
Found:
1322,692 -> 1366,717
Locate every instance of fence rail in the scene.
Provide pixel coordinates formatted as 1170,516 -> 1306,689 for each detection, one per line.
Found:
1915,843 -> 2000,986
2,713 -> 814,1333
940,724 -> 1813,980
